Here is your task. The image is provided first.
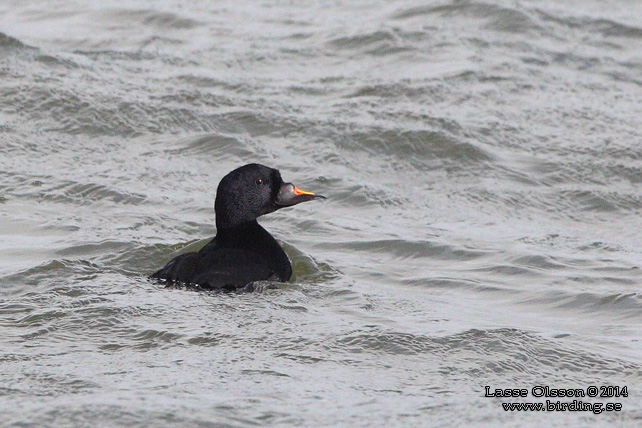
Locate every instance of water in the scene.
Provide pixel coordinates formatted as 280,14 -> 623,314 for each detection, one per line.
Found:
1,0 -> 641,426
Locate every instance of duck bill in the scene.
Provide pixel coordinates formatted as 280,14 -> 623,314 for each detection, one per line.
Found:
275,183 -> 326,207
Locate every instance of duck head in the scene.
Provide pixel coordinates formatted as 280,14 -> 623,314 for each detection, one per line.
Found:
214,163 -> 325,229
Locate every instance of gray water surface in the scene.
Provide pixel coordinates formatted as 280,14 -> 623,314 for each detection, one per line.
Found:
1,0 -> 641,427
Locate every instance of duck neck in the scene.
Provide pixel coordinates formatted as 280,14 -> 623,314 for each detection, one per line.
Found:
216,220 -> 264,245
215,220 -> 292,281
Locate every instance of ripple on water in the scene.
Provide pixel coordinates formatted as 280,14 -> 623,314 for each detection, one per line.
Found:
0,259 -> 103,295
332,327 -> 641,382
391,2 -> 542,34
519,290 -> 642,319
0,31 -> 36,52
535,9 -> 642,40
339,128 -> 492,169
327,29 -> 415,57
39,181 -> 147,206
322,239 -> 489,262
95,8 -> 203,30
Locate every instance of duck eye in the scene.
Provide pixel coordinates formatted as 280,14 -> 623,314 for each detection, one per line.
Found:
254,178 -> 263,186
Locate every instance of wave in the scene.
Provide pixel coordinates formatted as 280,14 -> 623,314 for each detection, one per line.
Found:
331,327 -> 640,380
392,2 -> 541,34
0,31 -> 35,51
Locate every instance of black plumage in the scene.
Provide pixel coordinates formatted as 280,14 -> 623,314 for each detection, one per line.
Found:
151,163 -> 324,290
